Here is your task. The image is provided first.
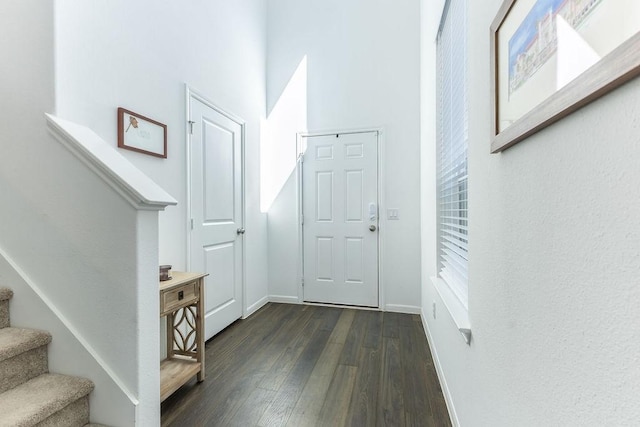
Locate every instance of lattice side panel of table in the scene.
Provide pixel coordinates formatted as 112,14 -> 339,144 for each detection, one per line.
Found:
170,304 -> 199,358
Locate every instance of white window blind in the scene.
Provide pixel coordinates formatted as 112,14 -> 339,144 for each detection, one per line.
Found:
436,0 -> 469,309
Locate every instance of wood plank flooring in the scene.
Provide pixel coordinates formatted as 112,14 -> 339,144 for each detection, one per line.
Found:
161,303 -> 451,427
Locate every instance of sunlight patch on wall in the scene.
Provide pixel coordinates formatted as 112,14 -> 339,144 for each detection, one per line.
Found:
260,56 -> 308,213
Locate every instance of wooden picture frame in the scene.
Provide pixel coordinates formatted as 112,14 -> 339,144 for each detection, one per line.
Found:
490,0 -> 640,153
117,108 -> 167,158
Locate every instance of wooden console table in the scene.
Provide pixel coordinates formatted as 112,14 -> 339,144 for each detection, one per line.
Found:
159,271 -> 208,402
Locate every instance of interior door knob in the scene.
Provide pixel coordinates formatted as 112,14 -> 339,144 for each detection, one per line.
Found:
237,228 -> 245,235
369,225 -> 377,232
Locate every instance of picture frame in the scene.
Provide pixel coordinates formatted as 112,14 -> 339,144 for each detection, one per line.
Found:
117,107 -> 167,158
490,0 -> 640,153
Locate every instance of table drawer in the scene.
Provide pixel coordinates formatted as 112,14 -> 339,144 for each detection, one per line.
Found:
162,281 -> 198,315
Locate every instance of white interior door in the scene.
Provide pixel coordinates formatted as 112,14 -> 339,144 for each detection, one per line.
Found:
302,131 -> 379,307
189,95 -> 243,341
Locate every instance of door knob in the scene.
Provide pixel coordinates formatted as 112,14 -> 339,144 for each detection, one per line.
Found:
237,228 -> 245,235
369,225 -> 377,232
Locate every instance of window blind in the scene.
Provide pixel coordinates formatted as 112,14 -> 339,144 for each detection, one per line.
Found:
436,0 -> 469,309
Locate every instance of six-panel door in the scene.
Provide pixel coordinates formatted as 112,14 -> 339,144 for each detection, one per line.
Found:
302,132 -> 379,307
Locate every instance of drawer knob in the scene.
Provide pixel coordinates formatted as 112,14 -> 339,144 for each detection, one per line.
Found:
178,290 -> 184,300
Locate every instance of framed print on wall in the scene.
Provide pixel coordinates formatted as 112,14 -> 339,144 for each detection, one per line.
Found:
490,0 -> 640,153
117,107 -> 168,158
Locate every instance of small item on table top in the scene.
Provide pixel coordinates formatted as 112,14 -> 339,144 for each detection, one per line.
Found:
159,265 -> 172,281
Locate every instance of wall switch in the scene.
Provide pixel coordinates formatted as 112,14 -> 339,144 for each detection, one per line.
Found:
387,208 -> 399,220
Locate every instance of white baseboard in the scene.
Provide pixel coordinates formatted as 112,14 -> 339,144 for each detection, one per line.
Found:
244,296 -> 269,318
420,307 -> 459,427
384,304 -> 422,314
268,295 -> 300,304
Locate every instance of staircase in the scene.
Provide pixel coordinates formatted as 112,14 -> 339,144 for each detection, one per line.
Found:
0,287 -> 104,426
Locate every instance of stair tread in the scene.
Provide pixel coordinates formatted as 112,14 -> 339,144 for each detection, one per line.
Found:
0,288 -> 12,302
0,327 -> 51,362
0,373 -> 94,427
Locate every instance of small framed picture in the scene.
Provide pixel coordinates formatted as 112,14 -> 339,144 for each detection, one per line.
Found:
117,108 -> 167,158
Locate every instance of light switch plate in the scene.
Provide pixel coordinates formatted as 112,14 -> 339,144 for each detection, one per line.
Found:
387,208 -> 399,220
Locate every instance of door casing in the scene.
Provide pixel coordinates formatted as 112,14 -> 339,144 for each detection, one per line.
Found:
297,128 -> 385,309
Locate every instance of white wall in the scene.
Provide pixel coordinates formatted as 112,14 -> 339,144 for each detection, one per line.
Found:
266,0 -> 422,310
421,1 -> 640,425
54,0 -> 269,311
0,2 -> 157,424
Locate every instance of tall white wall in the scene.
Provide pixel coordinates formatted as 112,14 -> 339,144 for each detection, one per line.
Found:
0,2 -> 159,424
54,0 -> 269,310
421,1 -> 640,425
266,0 -> 422,310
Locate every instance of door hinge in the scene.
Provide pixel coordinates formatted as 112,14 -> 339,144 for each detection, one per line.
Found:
301,214 -> 304,225
298,153 -> 304,164
188,120 -> 196,134
190,218 -> 194,230
301,278 -> 304,287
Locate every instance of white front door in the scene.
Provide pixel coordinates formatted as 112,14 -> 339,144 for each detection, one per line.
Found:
302,131 -> 379,307
189,94 -> 243,341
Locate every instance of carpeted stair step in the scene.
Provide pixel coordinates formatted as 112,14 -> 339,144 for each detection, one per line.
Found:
0,373 -> 94,427
0,327 -> 51,394
0,288 -> 13,329
0,289 -> 102,425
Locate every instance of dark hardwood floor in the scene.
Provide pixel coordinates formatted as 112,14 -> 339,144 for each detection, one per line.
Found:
161,303 -> 451,427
